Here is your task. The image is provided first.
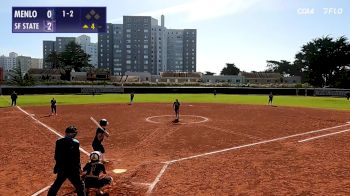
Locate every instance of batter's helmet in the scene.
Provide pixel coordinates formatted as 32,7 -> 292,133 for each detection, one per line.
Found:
99,119 -> 108,126
65,126 -> 78,133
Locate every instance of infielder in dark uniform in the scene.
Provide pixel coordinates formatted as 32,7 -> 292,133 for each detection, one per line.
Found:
92,119 -> 109,163
268,92 -> 273,105
82,151 -> 113,194
173,99 -> 180,122
51,98 -> 57,115
11,91 -> 17,106
47,126 -> 85,196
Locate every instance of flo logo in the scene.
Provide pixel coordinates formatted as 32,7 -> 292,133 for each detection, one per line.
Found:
323,8 -> 343,15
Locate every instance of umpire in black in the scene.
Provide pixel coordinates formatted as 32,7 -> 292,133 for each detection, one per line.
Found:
47,126 -> 85,196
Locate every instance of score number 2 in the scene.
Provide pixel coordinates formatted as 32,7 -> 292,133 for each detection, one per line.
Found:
62,10 -> 74,18
46,10 -> 54,32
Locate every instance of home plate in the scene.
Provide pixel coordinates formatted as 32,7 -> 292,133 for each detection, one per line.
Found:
113,169 -> 127,174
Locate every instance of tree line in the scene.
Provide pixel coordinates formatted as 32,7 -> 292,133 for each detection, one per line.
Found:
217,36 -> 350,88
8,41 -> 92,85
8,36 -> 350,88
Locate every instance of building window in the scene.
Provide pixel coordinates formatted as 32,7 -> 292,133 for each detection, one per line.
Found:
126,60 -> 131,64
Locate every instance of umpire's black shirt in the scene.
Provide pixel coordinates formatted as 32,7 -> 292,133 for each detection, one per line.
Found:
54,137 -> 81,173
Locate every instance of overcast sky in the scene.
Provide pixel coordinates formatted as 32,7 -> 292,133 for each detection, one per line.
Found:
0,0 -> 349,74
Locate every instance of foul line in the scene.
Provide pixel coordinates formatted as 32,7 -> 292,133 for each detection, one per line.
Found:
166,123 -> 350,164
298,128 -> 350,143
16,106 -> 90,156
31,185 -> 51,196
15,106 -> 90,196
146,122 -> 350,194
146,163 -> 170,195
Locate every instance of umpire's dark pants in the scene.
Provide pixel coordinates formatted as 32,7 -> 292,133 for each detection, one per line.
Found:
51,106 -> 56,113
47,171 -> 85,196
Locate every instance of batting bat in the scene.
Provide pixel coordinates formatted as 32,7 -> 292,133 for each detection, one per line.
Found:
90,117 -> 110,136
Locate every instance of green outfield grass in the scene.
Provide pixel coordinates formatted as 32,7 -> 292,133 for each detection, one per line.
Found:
0,94 -> 349,110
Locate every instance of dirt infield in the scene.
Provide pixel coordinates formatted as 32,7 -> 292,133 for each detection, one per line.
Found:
1,103 -> 350,195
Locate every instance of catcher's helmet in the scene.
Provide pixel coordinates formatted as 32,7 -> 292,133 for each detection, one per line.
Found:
65,126 -> 78,133
90,151 -> 101,162
99,119 -> 108,126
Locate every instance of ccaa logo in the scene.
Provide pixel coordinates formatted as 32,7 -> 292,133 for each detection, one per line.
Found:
297,8 -> 315,15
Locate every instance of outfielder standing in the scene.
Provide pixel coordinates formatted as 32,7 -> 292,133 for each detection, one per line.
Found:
173,99 -> 180,122
130,92 -> 135,105
51,98 -> 57,115
268,92 -> 273,105
11,91 -> 17,106
47,126 -> 85,196
92,119 -> 109,163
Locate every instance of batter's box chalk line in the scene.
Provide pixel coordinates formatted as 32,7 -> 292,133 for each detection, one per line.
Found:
145,115 -> 209,124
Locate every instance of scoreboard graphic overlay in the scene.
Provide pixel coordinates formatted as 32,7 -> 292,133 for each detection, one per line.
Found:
12,7 -> 106,33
